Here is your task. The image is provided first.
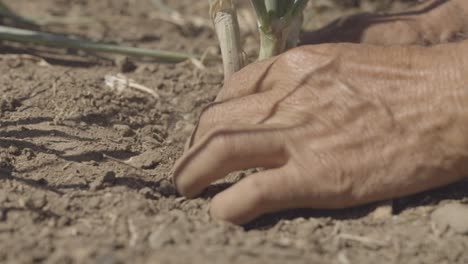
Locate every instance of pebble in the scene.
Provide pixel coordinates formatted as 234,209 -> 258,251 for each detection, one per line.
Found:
157,179 -> 176,197
431,203 -> 468,235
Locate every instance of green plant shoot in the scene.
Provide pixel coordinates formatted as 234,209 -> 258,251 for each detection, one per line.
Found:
251,0 -> 309,60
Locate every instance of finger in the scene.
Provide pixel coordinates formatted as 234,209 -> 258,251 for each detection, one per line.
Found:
192,90 -> 283,144
216,56 -> 279,102
210,167 -> 295,225
173,125 -> 288,198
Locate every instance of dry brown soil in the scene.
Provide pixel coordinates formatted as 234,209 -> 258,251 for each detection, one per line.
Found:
1,0 -> 468,263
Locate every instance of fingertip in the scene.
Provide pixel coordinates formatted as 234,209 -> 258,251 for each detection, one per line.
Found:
209,174 -> 275,225
210,193 -> 259,225
172,156 -> 202,199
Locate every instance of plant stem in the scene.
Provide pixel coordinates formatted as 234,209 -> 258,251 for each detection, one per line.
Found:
209,0 -> 244,81
258,26 -> 284,60
251,0 -> 309,60
0,25 -> 196,63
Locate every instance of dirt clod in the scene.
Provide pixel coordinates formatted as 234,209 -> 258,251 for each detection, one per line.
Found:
7,146 -> 21,156
157,179 -> 177,197
0,156 -> 14,174
113,124 -> 135,137
0,96 -> 21,113
22,148 -> 36,160
126,150 -> 162,170
431,203 -> 468,235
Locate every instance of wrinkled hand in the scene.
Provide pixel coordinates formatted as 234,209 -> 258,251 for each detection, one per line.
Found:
302,0 -> 468,45
173,42 -> 468,224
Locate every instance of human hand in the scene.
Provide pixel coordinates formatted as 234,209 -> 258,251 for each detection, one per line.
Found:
301,0 -> 468,46
173,42 -> 468,224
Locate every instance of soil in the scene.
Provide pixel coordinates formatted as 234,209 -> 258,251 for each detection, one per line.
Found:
1,0 -> 468,263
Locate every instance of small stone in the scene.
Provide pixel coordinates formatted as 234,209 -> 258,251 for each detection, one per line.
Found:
157,179 -> 176,197
115,56 -> 136,73
431,203 -> 468,235
8,146 -> 21,156
113,124 -> 134,137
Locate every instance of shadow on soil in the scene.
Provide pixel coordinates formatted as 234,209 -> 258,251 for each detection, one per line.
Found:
199,179 -> 468,230
244,179 -> 468,230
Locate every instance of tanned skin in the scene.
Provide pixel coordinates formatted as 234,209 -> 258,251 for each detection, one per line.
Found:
173,0 -> 468,224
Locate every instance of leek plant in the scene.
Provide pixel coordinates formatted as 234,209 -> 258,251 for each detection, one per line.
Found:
209,0 -> 309,79
251,0 -> 309,60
